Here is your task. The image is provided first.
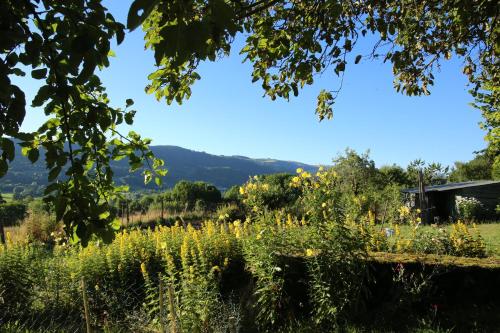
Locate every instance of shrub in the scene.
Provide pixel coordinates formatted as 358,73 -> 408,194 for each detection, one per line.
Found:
223,185 -> 242,203
448,221 -> 486,257
0,202 -> 27,227
455,196 -> 484,221
216,203 -> 246,222
23,211 -> 63,244
239,173 -> 301,214
0,243 -> 35,318
172,181 -> 222,210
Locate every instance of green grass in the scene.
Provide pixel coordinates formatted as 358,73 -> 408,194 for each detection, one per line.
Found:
1,192 -> 13,202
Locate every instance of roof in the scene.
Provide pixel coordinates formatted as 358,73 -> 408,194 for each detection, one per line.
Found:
402,180 -> 500,194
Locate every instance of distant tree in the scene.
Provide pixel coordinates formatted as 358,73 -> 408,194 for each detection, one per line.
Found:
12,186 -> 25,200
240,173 -> 301,212
0,202 -> 28,227
449,154 -> 494,182
172,181 -> 221,209
406,159 -> 449,187
379,165 -> 410,187
331,149 -> 379,194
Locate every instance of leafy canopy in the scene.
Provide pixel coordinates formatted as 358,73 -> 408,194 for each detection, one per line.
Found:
0,0 -> 166,245
130,0 -> 498,121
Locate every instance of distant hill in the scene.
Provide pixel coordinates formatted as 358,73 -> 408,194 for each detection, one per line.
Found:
0,144 -> 317,193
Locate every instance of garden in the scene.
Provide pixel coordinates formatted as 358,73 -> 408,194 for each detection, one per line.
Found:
1,165 -> 499,332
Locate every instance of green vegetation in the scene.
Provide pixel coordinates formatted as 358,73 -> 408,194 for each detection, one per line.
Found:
2,162 -> 499,331
1,0 -> 498,243
383,223 -> 500,258
0,1 -> 498,330
0,193 -> 13,203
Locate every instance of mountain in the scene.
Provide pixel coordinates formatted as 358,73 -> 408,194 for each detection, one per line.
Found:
1,145 -> 317,193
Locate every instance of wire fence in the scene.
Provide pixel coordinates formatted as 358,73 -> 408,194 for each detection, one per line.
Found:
0,273 -> 242,333
1,275 -> 158,332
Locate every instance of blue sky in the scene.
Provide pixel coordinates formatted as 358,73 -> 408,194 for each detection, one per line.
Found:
18,1 -> 486,168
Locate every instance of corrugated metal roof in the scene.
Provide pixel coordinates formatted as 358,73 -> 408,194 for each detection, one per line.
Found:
402,180 -> 500,194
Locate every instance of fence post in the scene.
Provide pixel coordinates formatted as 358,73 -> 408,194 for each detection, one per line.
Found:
167,283 -> 179,333
81,278 -> 92,333
0,220 -> 5,244
159,274 -> 166,333
229,316 -> 237,333
161,197 -> 164,223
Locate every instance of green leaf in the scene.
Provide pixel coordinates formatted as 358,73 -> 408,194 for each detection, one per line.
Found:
31,68 -> 47,79
355,55 -> 362,64
99,211 -> 111,220
124,111 -> 135,125
1,138 -> 15,161
0,159 -> 8,178
32,85 -> 52,107
155,176 -> 162,186
126,98 -> 134,107
48,166 -> 61,181
27,148 -> 39,163
127,0 -> 160,31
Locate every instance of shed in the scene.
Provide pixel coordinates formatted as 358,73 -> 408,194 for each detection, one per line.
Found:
402,180 -> 500,222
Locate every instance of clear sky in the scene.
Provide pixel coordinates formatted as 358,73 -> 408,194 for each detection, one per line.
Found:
18,1 -> 487,168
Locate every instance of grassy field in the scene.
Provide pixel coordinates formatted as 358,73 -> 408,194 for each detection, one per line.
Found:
385,222 -> 500,257
1,192 -> 13,202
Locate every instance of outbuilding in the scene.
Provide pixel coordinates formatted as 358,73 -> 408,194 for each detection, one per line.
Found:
402,180 -> 500,222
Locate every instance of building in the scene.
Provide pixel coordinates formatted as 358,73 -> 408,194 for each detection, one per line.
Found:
402,180 -> 500,222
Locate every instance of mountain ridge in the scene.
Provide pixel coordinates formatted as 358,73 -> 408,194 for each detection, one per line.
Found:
1,144 -> 317,193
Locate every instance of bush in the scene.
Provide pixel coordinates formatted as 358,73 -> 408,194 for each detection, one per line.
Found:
172,181 -> 222,210
239,173 -> 301,213
223,185 -> 242,203
22,211 -> 63,244
216,203 -> 246,222
0,244 -> 35,318
0,202 -> 27,227
387,221 -> 486,258
455,196 -> 484,221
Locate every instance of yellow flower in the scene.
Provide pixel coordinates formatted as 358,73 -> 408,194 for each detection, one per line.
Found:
239,186 -> 245,195
140,262 -> 147,275
296,167 -> 303,174
321,202 -> 327,208
305,249 -> 318,257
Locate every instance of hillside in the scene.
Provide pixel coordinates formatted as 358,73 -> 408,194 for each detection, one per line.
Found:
0,144 -> 317,193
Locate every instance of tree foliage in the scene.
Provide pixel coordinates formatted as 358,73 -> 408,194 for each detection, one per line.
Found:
131,0 -> 498,122
171,180 -> 222,209
449,153 -> 496,182
0,202 -> 27,227
406,159 -> 449,187
0,0 -> 166,245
